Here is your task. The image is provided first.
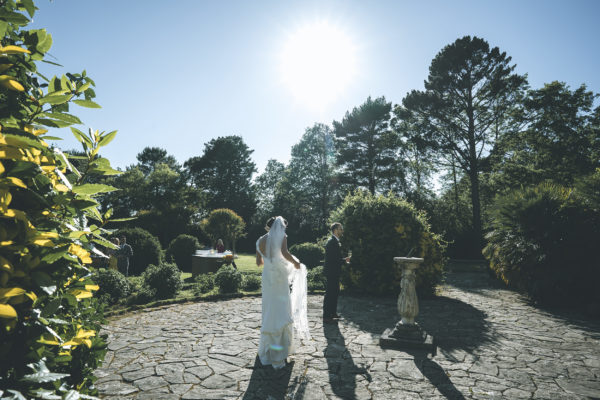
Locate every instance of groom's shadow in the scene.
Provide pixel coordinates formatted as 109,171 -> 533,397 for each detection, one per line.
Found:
242,356 -> 294,400
323,321 -> 371,400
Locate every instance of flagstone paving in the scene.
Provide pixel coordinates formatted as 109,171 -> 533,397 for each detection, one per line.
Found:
94,272 -> 600,399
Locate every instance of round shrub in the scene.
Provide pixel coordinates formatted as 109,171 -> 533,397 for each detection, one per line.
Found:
142,262 -> 182,300
94,269 -> 131,304
194,273 -> 215,295
117,227 -> 163,275
290,242 -> 325,269
166,234 -> 200,272
241,273 -> 262,291
330,190 -> 446,297
214,265 -> 243,294
483,183 -> 600,306
307,266 -> 326,291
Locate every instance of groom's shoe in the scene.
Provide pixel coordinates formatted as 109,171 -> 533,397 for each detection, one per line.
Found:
333,313 -> 341,319
323,317 -> 336,324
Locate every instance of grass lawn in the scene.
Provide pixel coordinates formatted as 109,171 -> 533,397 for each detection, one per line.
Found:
181,253 -> 262,281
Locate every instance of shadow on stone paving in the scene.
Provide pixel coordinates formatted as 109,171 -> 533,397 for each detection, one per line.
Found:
339,292 -> 494,354
242,356 -> 294,400
449,271 -> 600,339
408,349 -> 466,400
323,321 -> 371,400
526,301 -> 600,340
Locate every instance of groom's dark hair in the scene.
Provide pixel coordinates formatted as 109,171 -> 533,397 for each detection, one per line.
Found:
330,222 -> 342,233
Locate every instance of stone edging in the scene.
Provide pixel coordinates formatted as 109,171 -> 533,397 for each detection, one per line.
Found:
103,290 -> 326,318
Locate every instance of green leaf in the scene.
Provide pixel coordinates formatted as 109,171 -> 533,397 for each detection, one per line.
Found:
60,75 -> 70,91
39,135 -> 63,140
41,246 -> 69,264
39,94 -> 72,105
36,30 -> 52,54
73,99 -> 101,108
77,82 -> 90,93
41,59 -> 62,67
34,118 -> 72,128
72,184 -> 118,195
0,21 -> 8,38
107,217 -> 136,222
41,298 -> 61,317
98,130 -> 117,147
72,198 -> 100,210
0,11 -> 30,25
32,272 -> 57,295
3,390 -> 27,400
20,0 -> 36,18
70,127 -> 93,147
42,112 -> 82,125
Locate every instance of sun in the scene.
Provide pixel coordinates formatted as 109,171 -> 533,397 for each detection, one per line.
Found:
280,21 -> 357,109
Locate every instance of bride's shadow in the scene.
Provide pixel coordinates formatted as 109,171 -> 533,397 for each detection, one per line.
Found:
242,356 -> 294,400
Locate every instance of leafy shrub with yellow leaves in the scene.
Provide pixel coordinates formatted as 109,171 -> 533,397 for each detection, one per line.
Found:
330,191 -> 446,297
0,1 -> 128,397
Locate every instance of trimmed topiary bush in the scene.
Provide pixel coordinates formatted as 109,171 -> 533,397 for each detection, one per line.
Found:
241,273 -> 261,291
214,265 -> 243,293
330,190 -> 446,297
166,234 -> 200,272
194,273 -> 215,295
483,182 -> 600,306
307,266 -> 326,291
142,262 -> 182,300
117,227 -> 162,275
290,242 -> 325,269
94,269 -> 131,304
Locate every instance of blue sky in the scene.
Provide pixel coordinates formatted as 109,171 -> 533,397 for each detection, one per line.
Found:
30,0 -> 600,174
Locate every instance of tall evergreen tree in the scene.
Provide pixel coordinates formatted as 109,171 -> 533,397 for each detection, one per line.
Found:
333,96 -> 401,194
396,36 -> 527,249
185,136 -> 257,223
492,82 -> 599,188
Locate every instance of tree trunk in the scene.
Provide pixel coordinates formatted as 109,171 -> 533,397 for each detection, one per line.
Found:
467,87 -> 483,252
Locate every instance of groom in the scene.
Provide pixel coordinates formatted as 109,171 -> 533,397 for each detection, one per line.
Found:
323,222 -> 350,323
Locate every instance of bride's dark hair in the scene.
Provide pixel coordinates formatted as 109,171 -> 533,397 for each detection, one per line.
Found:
265,216 -> 288,230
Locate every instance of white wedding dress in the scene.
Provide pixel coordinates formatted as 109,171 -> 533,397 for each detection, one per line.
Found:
257,217 -> 310,369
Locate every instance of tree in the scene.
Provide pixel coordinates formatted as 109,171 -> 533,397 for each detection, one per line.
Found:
396,36 -> 527,249
492,82 -> 599,189
287,123 -> 338,235
201,208 -> 246,253
136,146 -> 179,176
333,96 -> 402,194
185,136 -> 257,223
254,159 -> 286,220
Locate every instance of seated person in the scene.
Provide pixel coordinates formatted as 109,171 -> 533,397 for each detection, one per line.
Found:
216,239 -> 225,253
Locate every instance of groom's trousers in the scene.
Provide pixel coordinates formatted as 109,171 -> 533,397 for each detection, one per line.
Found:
323,272 -> 340,318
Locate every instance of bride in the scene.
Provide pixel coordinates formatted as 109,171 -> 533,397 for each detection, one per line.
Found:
256,216 -> 310,369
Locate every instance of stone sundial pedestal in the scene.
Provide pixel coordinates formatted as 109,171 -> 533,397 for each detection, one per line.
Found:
380,257 -> 436,354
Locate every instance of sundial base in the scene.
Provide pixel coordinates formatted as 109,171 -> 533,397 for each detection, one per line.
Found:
380,322 -> 436,355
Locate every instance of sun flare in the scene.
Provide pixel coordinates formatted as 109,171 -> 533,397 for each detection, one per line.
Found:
280,21 -> 357,109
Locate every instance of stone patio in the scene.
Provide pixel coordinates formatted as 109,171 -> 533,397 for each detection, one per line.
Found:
94,271 -> 600,399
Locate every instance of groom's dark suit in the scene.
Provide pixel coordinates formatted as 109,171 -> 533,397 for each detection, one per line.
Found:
323,235 -> 345,319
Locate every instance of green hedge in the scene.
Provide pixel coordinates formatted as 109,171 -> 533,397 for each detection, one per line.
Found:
307,266 -> 326,291
117,227 -> 162,275
483,181 -> 600,306
142,262 -> 182,300
330,191 -> 446,296
166,234 -> 200,272
290,242 -> 325,269
214,265 -> 243,293
94,269 -> 131,305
